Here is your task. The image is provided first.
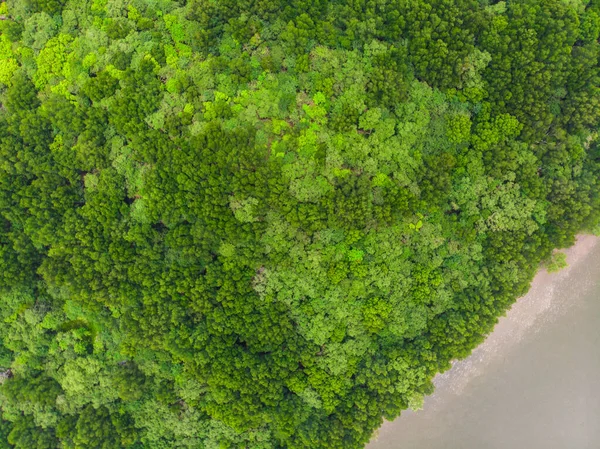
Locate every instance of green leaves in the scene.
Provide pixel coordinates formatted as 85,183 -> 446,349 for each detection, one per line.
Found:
7,416 -> 57,449
544,251 -> 567,273
0,0 -> 599,448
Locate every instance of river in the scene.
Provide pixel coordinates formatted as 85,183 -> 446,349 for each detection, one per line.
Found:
368,234 -> 600,449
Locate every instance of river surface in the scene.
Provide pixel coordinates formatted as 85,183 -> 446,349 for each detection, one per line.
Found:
368,235 -> 600,449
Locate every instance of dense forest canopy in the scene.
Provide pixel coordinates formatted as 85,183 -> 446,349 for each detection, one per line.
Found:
0,0 -> 599,447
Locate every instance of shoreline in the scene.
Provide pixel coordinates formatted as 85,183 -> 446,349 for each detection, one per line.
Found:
369,233 -> 600,445
431,233 -> 599,398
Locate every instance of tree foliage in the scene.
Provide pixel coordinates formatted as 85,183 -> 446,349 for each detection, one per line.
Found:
0,0 -> 599,447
